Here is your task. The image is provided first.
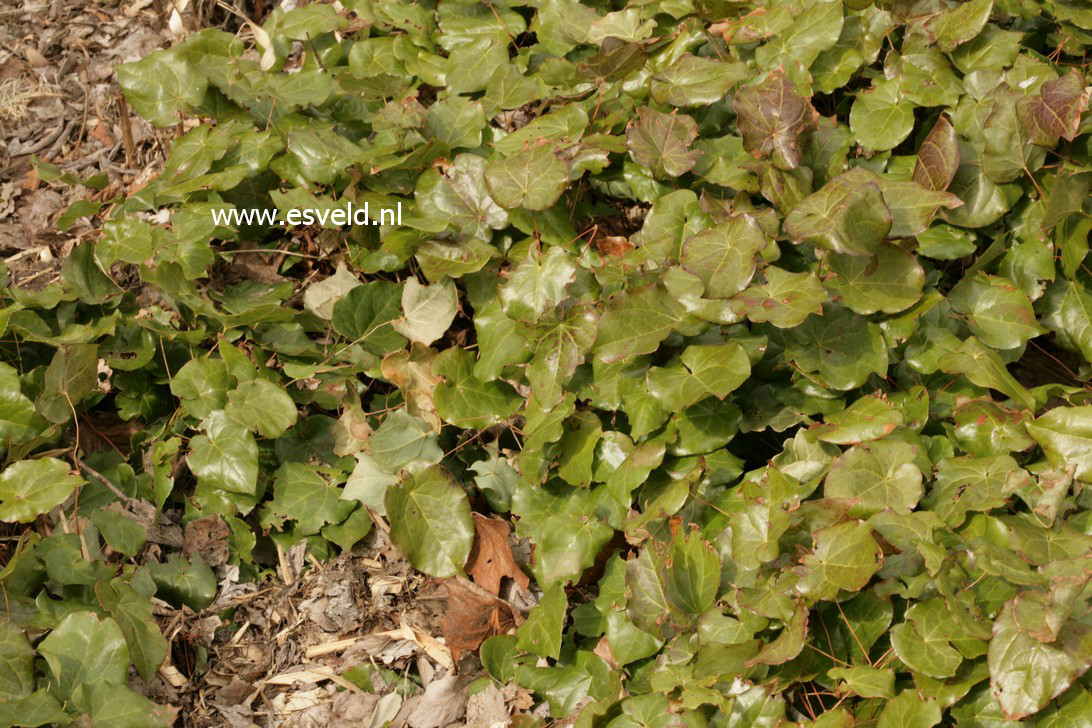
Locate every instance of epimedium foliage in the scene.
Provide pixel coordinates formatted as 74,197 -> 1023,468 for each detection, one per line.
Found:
1,0 -> 1091,725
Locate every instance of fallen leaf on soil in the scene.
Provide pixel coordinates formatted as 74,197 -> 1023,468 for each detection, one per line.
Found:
403,674 -> 472,728
90,118 -> 115,147
439,578 -> 515,661
184,514 -> 231,567
466,513 -> 530,596
465,682 -> 509,728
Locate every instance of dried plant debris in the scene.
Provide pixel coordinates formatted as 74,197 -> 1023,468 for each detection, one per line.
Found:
2,0 -> 1092,727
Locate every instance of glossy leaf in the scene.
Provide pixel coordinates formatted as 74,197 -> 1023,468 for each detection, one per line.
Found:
386,465 -> 474,578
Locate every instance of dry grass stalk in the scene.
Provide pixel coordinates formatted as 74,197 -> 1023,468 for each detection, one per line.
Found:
0,76 -> 60,124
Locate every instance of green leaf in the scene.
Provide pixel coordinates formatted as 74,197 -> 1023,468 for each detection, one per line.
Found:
755,0 -> 843,70
34,343 -> 99,423
385,465 -> 473,578
680,342 -> 751,399
827,243 -> 925,315
650,54 -> 748,107
271,3 -> 347,41
796,521 -> 882,601
285,127 -> 366,185
896,50 -> 963,108
850,80 -> 915,152
96,579 -> 169,683
937,336 -> 1036,412
672,396 -> 742,456
944,143 -> 1022,229
680,215 -> 768,299
37,611 -> 129,699
557,411 -> 602,488
0,621 -> 34,700
953,398 -> 1034,457
473,298 -> 530,381
89,507 -> 147,557
225,379 -> 297,438
890,598 -> 967,679
627,529 -> 720,640
927,0 -> 993,52
493,105 -> 588,157
432,347 -> 521,429
427,95 -> 486,149
732,267 -> 827,328
948,273 -> 1045,350
829,665 -> 895,699
626,107 -> 702,178
500,246 -> 577,322
394,278 -> 458,346
915,224 -> 977,260
594,284 -> 692,363
784,305 -> 888,390
187,413 -> 259,496
484,144 -> 569,210
263,463 -> 351,535
512,481 -> 612,586
331,280 -> 407,355
170,356 -> 233,420
75,682 -> 174,728
527,306 -> 597,407
876,691 -> 941,728
416,154 -> 508,239
147,555 -> 217,611
117,49 -> 207,127
825,440 -> 923,517
367,410 -> 443,472
97,217 -> 161,266
0,458 -> 84,523
516,584 -> 567,659
1039,279 -> 1092,364
0,690 -> 67,727
342,452 -> 399,514
1027,406 -> 1092,483
785,167 -> 892,256
988,602 -> 1091,720
747,603 -> 808,666
879,179 -> 963,239
922,455 -> 1031,527
446,38 -> 507,95
322,505 -> 373,550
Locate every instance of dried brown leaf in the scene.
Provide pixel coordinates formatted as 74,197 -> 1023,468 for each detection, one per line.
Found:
184,514 -> 231,567
438,578 -> 515,661
465,513 -> 531,596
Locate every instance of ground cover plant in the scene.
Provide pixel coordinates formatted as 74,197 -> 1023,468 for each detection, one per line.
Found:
1,0 -> 1091,724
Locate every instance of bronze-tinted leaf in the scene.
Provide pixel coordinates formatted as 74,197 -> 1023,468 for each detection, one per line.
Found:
1017,71 -> 1090,147
913,115 -> 960,192
578,37 -> 647,82
733,69 -> 819,170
